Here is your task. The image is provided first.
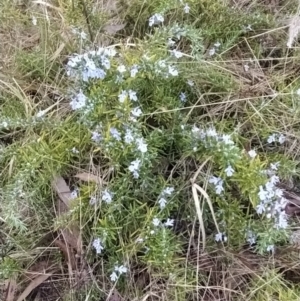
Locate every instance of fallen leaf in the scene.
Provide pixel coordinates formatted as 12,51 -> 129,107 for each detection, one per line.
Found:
52,176 -> 73,208
103,23 -> 126,35
107,289 -> 123,301
4,278 -> 16,301
52,176 -> 83,254
16,273 -> 53,301
74,172 -> 105,185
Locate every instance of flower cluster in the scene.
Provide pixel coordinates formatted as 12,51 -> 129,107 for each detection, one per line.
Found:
152,217 -> 174,228
209,176 -> 224,195
267,133 -> 286,144
191,125 -> 239,158
158,186 -> 175,209
66,47 -> 116,81
153,59 -> 179,77
255,163 -> 288,229
110,264 -> 128,282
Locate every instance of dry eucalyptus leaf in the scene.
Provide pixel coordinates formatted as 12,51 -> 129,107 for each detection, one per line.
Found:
52,176 -> 73,208
103,23 -> 126,35
74,172 -> 105,185
16,273 -> 53,301
52,176 -> 83,254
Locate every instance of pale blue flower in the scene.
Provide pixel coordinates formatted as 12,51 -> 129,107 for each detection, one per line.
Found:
267,134 -> 276,143
71,147 -> 79,154
118,90 -> 128,103
225,165 -> 234,177
93,238 -> 104,254
131,107 -> 142,117
162,187 -> 174,196
152,217 -> 160,226
103,47 -> 117,57
209,176 -> 224,194
187,79 -> 194,86
36,110 -> 46,118
149,13 -> 164,27
32,16 -> 37,25
128,90 -> 138,101
270,162 -> 280,171
124,129 -> 134,144
167,38 -> 176,47
168,65 -> 178,76
165,218 -> 174,227
170,49 -> 183,58
70,90 -> 87,110
222,134 -> 234,145
183,3 -> 190,13
136,137 -> 147,153
206,126 -> 218,137
101,56 -> 111,69
102,189 -> 113,204
215,183 -> 224,194
117,65 -> 126,73
256,203 -> 266,214
128,159 -> 141,178
115,265 -> 127,274
179,92 -> 187,102
89,196 -> 97,205
110,271 -> 118,282
209,48 -> 216,56
215,232 -> 222,242
85,59 -> 96,70
248,149 -> 257,158
91,131 -> 102,143
158,197 -> 167,209
278,134 -> 286,144
110,127 -> 121,141
70,189 -> 78,199
130,65 -> 139,77
246,231 -> 256,246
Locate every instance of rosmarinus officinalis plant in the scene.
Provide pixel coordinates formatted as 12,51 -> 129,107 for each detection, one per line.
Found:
62,11 -> 296,283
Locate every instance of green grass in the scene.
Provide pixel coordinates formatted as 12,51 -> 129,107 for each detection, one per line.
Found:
2,0 -> 300,300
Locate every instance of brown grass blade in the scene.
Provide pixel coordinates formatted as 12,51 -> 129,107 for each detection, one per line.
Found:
16,272 -> 53,301
194,183 -> 220,234
192,184 -> 206,250
4,278 -> 17,301
287,16 -> 300,48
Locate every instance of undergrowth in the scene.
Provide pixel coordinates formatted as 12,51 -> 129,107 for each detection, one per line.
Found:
1,0 -> 300,300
